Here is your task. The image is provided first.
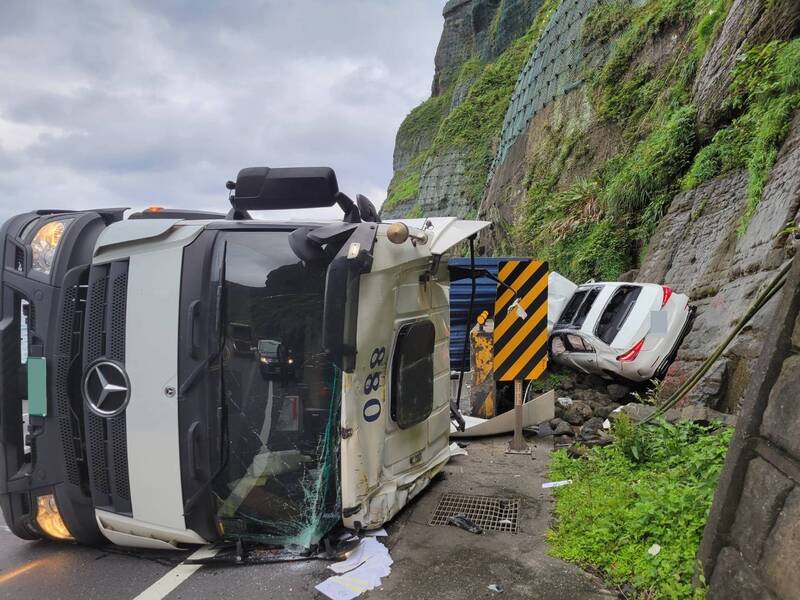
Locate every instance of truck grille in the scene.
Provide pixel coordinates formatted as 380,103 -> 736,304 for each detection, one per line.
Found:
83,261 -> 132,515
54,281 -> 87,486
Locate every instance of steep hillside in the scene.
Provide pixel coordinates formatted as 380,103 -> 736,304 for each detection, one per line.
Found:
387,0 -> 800,409
382,0 -> 555,218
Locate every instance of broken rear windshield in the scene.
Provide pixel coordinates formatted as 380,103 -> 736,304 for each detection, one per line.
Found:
212,232 -> 340,548
595,285 -> 642,344
557,287 -> 601,328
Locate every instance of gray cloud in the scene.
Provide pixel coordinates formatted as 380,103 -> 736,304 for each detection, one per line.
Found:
0,0 -> 443,222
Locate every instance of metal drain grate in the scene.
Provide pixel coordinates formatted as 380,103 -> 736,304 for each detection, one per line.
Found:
428,493 -> 520,533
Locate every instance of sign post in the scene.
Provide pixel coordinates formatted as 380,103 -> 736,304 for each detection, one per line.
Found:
492,259 -> 549,454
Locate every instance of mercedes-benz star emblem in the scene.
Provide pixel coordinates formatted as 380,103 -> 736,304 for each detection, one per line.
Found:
83,361 -> 131,417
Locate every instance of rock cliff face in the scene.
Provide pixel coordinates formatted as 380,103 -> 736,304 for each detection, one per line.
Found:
382,0 -> 547,219
387,0 -> 800,411
640,115 -> 800,410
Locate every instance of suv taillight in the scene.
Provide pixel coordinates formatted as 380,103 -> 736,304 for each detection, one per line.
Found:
616,338 -> 645,362
661,286 -> 673,307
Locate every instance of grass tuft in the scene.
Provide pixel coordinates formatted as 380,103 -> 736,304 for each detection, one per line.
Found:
682,39 -> 800,233
548,416 -> 733,599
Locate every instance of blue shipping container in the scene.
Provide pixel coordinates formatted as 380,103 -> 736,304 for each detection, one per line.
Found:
448,257 -> 522,371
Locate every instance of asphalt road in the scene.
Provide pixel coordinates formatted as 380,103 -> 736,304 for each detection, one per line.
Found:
0,435 -> 612,600
0,520 -> 329,600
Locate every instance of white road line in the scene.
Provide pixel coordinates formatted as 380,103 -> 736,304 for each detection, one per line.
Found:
131,546 -> 219,600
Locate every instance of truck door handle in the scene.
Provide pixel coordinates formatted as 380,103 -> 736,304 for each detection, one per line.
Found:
186,300 -> 201,359
187,421 -> 202,480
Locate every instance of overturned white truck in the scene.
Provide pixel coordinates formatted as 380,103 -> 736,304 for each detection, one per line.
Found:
0,167 -> 489,549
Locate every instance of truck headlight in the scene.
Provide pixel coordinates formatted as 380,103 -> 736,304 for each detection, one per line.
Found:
35,494 -> 74,541
30,220 -> 70,275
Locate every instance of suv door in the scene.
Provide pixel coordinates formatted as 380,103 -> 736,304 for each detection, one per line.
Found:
562,333 -> 598,374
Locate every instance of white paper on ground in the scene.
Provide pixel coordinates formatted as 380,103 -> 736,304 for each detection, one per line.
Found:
317,538 -> 394,600
542,479 -> 572,489
315,578 -> 361,600
364,528 -> 387,537
451,390 -> 555,438
328,537 -> 392,574
648,543 -> 662,556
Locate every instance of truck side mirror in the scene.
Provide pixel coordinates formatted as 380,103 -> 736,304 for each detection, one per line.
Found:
321,224 -> 377,373
322,256 -> 359,372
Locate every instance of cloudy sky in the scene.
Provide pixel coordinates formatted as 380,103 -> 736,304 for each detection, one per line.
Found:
0,1 -> 443,222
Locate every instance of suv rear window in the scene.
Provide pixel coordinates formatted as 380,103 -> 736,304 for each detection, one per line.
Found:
595,285 -> 642,344
572,287 -> 600,327
557,287 -> 601,328
557,290 -> 587,325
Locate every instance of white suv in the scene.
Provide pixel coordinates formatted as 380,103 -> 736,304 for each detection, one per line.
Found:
549,282 -> 693,382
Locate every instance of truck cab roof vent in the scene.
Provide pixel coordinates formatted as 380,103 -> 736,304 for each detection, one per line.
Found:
129,208 -> 227,221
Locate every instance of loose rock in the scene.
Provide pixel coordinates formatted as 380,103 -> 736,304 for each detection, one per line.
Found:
552,419 -> 574,437
563,401 -> 593,425
607,383 -> 631,401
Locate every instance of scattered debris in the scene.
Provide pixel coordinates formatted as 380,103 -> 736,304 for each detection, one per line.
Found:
450,390 -> 555,438
602,419 -> 611,429
487,583 -> 505,593
449,442 -> 469,458
556,397 -> 573,408
447,514 -> 484,534
542,480 -> 572,489
364,528 -> 387,538
648,543 -> 662,556
315,537 -> 393,600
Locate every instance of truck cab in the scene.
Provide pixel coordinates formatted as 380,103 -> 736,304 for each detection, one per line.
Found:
0,167 -> 489,549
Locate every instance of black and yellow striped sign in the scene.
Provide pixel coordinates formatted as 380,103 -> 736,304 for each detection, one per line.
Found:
493,259 -> 549,381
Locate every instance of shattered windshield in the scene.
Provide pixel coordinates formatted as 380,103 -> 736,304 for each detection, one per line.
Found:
212,231 -> 340,548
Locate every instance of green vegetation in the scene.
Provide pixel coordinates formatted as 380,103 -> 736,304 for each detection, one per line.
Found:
429,0 -> 562,203
513,0 -> 736,281
383,94 -> 452,212
384,0 -> 561,215
601,106 -> 697,230
548,416 -> 734,599
395,93 -> 452,146
580,0 -> 631,46
683,39 -> 800,232
406,203 -> 424,219
527,371 -> 568,394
